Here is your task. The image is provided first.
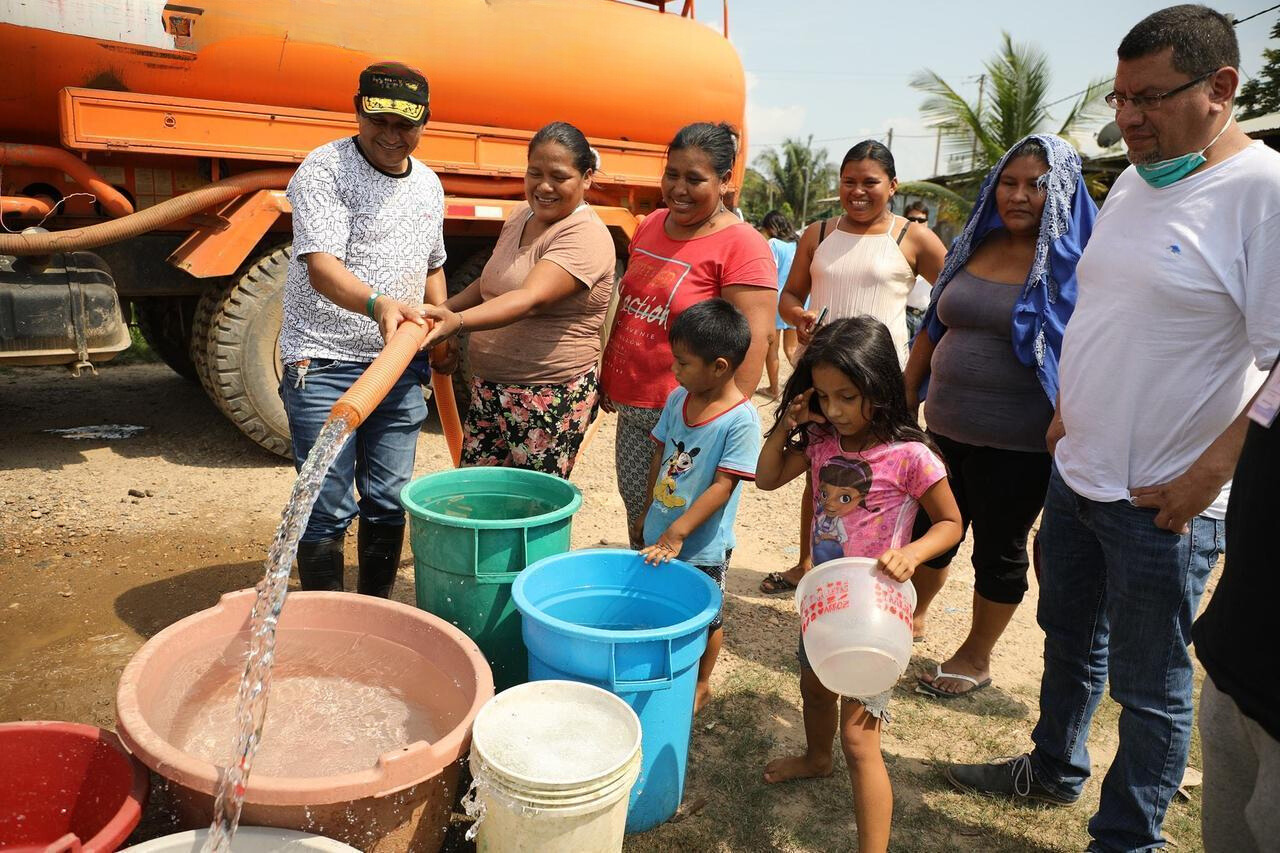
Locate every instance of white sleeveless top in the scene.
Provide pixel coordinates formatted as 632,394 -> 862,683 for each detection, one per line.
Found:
809,216 -> 916,366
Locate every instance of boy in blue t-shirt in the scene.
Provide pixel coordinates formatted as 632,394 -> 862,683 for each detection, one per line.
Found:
639,298 -> 761,712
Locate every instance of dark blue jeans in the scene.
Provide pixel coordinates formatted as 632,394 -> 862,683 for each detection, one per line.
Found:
279,358 -> 427,542
1030,467 -> 1223,852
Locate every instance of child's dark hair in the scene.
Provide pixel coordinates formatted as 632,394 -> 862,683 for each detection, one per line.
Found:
761,209 -> 796,241
670,298 -> 751,369
768,315 -> 935,454
819,457 -> 873,510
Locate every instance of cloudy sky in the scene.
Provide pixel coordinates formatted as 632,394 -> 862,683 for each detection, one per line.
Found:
685,0 -> 1277,182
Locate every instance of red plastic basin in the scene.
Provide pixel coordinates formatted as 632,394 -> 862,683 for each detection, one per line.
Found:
0,722 -> 148,853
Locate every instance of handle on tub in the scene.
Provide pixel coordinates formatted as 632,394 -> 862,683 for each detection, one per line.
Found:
43,834 -> 82,853
609,638 -> 674,692
472,525 -> 531,585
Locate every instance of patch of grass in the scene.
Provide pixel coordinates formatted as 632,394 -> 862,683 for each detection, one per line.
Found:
111,321 -> 159,366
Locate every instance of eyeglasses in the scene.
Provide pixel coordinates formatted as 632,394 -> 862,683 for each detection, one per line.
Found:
906,216 -> 928,224
1104,69 -> 1216,111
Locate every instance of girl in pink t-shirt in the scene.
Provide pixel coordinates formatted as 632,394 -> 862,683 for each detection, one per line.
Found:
756,315 -> 962,853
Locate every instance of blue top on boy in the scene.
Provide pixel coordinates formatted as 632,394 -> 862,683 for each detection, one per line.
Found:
640,298 -> 761,567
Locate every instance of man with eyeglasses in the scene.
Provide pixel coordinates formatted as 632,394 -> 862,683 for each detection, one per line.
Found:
902,202 -> 933,340
945,6 -> 1280,852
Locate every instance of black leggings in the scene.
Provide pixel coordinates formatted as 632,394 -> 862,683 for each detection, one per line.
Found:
912,431 -> 1052,605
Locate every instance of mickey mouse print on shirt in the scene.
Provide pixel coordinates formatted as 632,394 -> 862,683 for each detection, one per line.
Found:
654,440 -> 701,509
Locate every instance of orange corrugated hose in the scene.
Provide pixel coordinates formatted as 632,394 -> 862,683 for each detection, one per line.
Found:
0,169 -> 295,255
0,143 -> 135,218
328,321 -> 463,467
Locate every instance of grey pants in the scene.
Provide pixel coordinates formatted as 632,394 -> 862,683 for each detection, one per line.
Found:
614,403 -> 662,548
1200,677 -> 1280,853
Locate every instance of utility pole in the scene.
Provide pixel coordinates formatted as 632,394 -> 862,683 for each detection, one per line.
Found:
971,73 -> 986,171
933,126 -> 942,176
886,127 -> 894,151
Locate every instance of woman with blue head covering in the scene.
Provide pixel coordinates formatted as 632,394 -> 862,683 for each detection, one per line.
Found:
902,134 -> 1097,698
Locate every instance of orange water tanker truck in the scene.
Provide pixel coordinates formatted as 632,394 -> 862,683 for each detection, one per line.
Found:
0,0 -> 747,456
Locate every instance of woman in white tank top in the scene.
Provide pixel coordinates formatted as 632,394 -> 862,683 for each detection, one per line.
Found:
780,140 -> 947,367
760,140 -> 947,595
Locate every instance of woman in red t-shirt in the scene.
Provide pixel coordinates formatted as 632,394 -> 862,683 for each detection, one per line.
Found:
599,122 -> 777,547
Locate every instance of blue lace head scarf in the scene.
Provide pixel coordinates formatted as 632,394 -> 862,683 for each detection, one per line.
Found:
922,133 -> 1097,403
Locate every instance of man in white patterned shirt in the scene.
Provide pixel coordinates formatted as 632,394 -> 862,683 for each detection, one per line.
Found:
280,61 -> 447,598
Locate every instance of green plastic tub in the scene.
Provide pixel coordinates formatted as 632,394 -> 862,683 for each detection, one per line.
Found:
401,468 -> 583,691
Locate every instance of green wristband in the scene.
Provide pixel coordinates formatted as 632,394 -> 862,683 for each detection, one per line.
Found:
365,292 -> 381,319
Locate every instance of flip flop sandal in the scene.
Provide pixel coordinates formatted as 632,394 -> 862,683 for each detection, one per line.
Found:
915,664 -> 992,699
759,571 -> 799,595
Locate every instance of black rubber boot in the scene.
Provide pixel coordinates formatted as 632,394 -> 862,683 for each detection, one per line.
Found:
295,535 -> 345,591
357,520 -> 405,598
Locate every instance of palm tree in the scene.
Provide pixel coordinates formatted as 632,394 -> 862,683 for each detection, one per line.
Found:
911,33 -> 1111,181
744,136 -> 838,224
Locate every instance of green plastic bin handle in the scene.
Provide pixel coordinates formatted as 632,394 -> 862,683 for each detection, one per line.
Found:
609,638 -> 674,692
472,524 -> 531,585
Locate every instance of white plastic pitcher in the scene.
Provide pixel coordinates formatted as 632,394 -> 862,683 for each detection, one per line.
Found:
120,827 -> 360,851
796,557 -> 917,696
468,680 -> 642,852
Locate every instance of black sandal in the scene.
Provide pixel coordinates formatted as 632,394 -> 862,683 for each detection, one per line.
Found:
759,571 -> 799,595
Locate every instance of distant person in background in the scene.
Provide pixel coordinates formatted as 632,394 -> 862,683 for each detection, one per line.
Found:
421,121 -> 615,479
760,140 -> 947,596
902,134 -> 1096,694
757,209 -> 797,398
902,202 -> 932,340
599,122 -> 777,549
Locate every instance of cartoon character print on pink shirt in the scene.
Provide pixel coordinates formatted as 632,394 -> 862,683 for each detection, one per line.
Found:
812,457 -> 875,565
803,425 -> 947,566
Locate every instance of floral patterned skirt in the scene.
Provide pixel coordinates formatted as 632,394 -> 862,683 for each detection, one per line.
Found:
461,369 -> 598,479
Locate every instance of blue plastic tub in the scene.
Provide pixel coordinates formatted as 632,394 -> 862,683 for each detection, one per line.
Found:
511,548 -> 722,833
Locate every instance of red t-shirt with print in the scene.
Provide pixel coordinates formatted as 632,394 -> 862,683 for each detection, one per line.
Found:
601,210 -> 777,408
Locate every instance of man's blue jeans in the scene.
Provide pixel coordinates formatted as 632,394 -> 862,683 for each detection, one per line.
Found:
1030,467 -> 1223,852
279,358 -> 427,542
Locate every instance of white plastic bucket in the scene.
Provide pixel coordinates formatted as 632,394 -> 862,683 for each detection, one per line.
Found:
468,680 -> 642,852
796,557 -> 917,696
120,827 -> 360,851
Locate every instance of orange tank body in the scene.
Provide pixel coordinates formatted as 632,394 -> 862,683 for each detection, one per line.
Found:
0,0 -> 745,148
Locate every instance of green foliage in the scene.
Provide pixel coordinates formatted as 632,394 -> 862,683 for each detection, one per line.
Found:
912,32 -> 1110,179
739,135 -> 837,226
1237,18 -> 1280,120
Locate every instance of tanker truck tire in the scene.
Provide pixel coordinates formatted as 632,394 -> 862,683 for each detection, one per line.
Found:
445,246 -> 492,421
133,297 -> 200,381
206,246 -> 292,459
190,283 -> 227,407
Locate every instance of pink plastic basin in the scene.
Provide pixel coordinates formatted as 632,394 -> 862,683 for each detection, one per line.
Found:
0,722 -> 148,853
115,590 -> 493,852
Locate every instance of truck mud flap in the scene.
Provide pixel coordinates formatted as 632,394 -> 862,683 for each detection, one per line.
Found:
0,251 -> 130,372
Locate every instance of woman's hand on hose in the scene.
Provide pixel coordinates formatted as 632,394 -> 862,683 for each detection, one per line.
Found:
429,337 -> 461,375
419,304 -> 465,350
372,296 -> 427,344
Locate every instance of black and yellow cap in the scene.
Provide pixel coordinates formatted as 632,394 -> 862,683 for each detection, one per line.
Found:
358,62 -> 430,124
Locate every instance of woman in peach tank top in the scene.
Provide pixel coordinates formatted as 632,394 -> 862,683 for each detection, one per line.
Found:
760,140 -> 946,595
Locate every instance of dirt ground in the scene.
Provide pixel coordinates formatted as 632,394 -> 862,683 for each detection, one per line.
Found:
0,360 -> 1210,851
